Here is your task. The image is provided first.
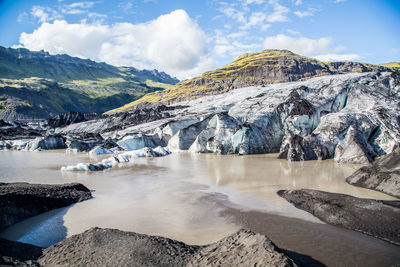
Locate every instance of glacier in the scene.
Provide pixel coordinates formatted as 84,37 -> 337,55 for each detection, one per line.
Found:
3,72 -> 399,164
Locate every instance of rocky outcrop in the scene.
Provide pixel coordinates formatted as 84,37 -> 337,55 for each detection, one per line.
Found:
278,189 -> 400,245
57,104 -> 181,135
0,124 -> 44,140
55,72 -> 400,163
0,238 -> 42,265
346,145 -> 400,198
0,182 -> 92,231
188,229 -> 297,266
38,228 -> 297,266
46,112 -> 100,128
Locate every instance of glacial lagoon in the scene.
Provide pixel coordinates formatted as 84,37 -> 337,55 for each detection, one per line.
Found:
0,150 -> 399,266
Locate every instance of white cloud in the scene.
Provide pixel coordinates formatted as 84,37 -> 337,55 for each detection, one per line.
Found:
263,34 -> 332,55
294,10 -> 313,18
213,29 -> 261,58
287,29 -> 300,35
219,5 -> 246,24
68,2 -> 95,9
62,1 -> 96,14
263,34 -> 360,61
240,12 -> 268,29
31,6 -> 62,23
314,54 -> 360,62
87,12 -> 107,23
267,1 -> 290,23
227,31 -> 248,39
293,0 -> 302,5
243,0 -> 265,5
18,10 -> 213,79
17,12 -> 28,23
118,1 -> 135,14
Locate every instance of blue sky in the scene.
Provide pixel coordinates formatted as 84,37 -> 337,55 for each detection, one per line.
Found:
0,0 -> 399,79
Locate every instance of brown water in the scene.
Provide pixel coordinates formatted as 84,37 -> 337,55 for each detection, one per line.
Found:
0,151 -> 399,266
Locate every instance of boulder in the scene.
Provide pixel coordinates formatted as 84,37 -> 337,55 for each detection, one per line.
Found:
0,182 -> 92,231
278,189 -> 400,245
46,111 -> 100,128
0,238 -> 42,264
346,145 -> 400,198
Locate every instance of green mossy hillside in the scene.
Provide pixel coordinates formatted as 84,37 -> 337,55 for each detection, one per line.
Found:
0,46 -> 179,119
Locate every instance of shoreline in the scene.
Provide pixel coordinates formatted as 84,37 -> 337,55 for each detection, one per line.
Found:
219,204 -> 400,267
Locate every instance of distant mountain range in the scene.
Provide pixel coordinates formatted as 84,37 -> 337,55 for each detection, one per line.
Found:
0,46 -> 178,120
111,49 -> 399,113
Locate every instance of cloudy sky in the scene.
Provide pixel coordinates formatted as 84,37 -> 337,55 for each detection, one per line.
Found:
0,0 -> 399,79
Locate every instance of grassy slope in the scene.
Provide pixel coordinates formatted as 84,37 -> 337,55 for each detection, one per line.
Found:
379,62 -> 400,71
110,49 -> 395,113
0,46 -> 178,119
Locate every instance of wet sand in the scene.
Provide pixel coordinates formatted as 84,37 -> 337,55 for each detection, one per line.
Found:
219,203 -> 400,267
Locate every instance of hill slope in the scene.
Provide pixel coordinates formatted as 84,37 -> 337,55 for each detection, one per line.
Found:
0,46 -> 178,120
111,49 -> 394,113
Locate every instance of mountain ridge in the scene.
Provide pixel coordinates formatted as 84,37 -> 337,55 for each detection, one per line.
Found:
110,49 -> 396,113
0,46 -> 178,120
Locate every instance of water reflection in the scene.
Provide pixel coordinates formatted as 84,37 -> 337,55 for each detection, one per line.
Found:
1,206 -> 69,248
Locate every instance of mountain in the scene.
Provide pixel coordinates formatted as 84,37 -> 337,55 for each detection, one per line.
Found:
110,49 -> 395,113
0,46 -> 178,120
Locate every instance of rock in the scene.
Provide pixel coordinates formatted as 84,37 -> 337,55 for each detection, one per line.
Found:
0,119 -> 12,127
38,227 -> 198,267
56,104 -> 181,135
46,111 -> 100,128
188,229 -> 297,267
0,238 -> 42,263
0,182 -> 92,231
0,125 -> 43,140
278,189 -> 400,245
0,256 -> 40,266
346,145 -> 400,198
38,228 -> 297,267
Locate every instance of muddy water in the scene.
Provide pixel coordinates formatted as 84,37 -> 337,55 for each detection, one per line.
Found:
0,151 -> 399,266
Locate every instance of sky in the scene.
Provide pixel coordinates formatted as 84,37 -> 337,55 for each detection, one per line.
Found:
0,0 -> 399,79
